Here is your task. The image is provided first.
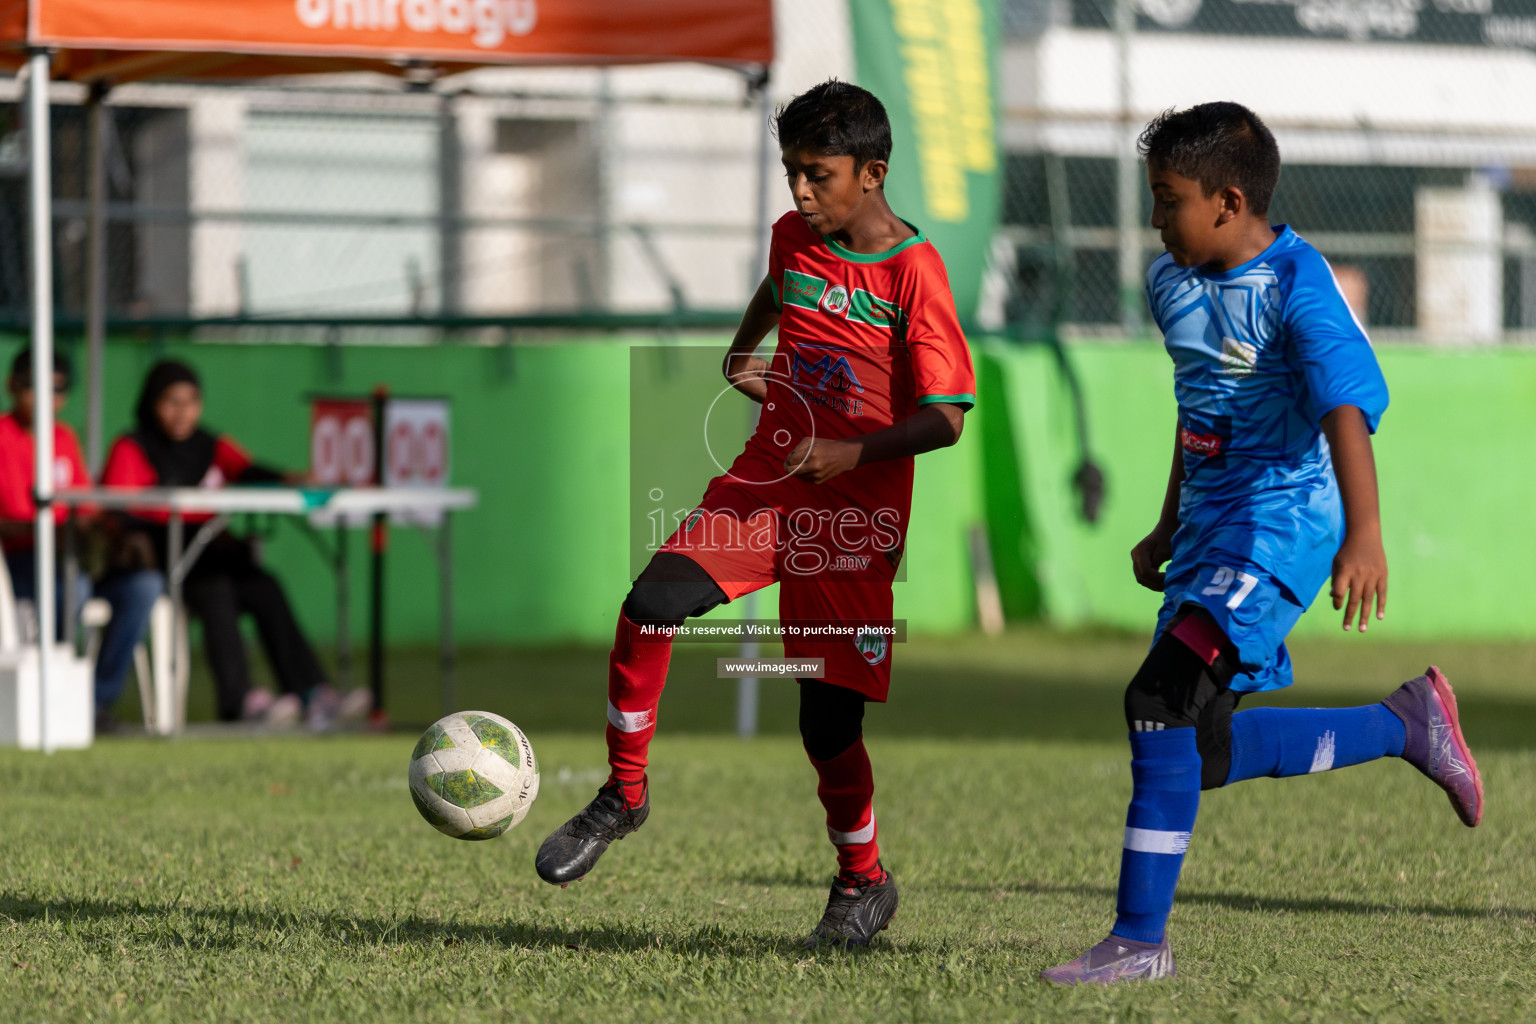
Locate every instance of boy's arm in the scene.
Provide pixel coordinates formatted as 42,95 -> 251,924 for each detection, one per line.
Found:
1322,404 -> 1387,632
1131,422 -> 1185,592
721,277 -> 781,404
782,403 -> 964,485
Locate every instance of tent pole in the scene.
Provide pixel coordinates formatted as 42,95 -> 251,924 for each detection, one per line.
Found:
85,82 -> 109,476
27,50 -> 56,752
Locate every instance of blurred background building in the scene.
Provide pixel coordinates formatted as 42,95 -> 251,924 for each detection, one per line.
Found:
998,0 -> 1536,343
5,0 -> 1536,341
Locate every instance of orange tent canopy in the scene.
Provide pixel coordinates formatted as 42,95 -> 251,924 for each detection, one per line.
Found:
0,0 -> 774,82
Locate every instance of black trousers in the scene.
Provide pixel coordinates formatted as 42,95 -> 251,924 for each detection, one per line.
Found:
182,544 -> 326,721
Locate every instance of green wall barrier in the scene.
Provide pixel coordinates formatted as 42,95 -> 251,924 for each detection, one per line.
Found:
17,336 -> 985,647
22,333 -> 1521,648
982,340 -> 1536,641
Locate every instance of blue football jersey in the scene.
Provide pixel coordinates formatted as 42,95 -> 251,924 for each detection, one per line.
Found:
1147,226 -> 1389,687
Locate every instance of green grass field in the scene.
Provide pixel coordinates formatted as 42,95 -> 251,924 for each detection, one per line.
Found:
3,629 -> 1535,1022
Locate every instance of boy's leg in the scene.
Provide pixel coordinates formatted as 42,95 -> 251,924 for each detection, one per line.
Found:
536,483 -> 781,886
1045,604 -> 1485,985
1174,603 -> 1482,825
1173,610 -> 1406,784
800,679 -> 879,879
599,485 -> 781,800
606,552 -> 729,799
1042,609 -> 1232,985
535,551 -> 730,886
798,677 -> 898,948
1215,661 -> 1480,824
781,530 -> 900,944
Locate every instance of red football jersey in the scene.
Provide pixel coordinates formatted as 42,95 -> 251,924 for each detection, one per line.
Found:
744,211 -> 975,534
0,412 -> 90,543
101,433 -> 257,525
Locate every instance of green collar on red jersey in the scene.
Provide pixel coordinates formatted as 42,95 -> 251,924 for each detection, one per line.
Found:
822,220 -> 927,263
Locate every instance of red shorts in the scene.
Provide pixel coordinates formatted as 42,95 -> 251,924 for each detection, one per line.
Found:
659,469 -> 901,702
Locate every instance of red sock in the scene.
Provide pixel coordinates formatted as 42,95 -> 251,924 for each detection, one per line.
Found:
605,609 -> 671,796
810,738 -> 881,880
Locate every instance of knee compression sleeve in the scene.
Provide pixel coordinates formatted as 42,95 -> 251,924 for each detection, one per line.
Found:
1124,610 -> 1242,792
623,552 -> 728,625
799,679 -> 867,761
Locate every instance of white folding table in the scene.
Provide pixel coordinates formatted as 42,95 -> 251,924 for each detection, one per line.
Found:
55,486 -> 478,733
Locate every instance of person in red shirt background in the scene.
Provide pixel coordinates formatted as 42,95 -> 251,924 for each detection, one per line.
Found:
0,347 -> 164,735
101,360 -> 369,730
0,347 -> 91,629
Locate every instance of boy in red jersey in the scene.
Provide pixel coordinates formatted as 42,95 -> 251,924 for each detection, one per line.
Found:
1,347 -> 169,735
536,80 -> 975,946
0,348 -> 90,628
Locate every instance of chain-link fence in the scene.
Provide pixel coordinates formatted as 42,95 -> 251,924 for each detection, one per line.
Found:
0,65 -> 771,336
998,0 -> 1536,342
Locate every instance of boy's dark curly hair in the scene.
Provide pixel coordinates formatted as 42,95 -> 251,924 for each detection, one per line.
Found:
1139,102 -> 1281,216
773,79 -> 892,173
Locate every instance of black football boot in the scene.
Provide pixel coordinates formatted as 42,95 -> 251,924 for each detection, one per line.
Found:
802,861 -> 899,948
534,779 -> 649,886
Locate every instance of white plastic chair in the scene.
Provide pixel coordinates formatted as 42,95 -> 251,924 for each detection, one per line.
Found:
133,596 -> 187,734
82,592 -> 185,735
0,544 -> 94,748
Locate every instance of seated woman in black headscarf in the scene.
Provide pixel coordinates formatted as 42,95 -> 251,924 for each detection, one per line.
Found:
101,359 -> 370,729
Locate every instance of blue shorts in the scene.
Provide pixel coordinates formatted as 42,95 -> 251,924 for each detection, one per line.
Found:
1156,474 -> 1342,692
1156,553 -> 1306,692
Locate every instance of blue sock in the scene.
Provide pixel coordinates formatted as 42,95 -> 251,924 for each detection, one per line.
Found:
1226,705 -> 1406,784
1111,728 -> 1201,945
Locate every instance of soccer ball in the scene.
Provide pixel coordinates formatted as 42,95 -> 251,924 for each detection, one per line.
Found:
408,711 -> 540,840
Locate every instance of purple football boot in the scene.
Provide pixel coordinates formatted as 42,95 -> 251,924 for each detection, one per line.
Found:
1383,666 -> 1483,827
1040,935 -> 1176,985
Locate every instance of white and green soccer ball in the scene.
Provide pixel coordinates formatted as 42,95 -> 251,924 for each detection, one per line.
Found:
408,711 -> 540,840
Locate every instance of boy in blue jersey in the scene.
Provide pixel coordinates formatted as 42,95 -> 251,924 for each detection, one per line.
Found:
1042,102 -> 1484,985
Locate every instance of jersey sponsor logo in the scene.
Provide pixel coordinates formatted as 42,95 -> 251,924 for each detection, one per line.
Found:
1220,336 -> 1259,377
821,284 -> 851,315
1179,415 -> 1231,472
779,267 -> 905,330
847,288 -> 902,328
1180,426 -> 1223,456
783,270 -> 827,311
855,627 -> 888,666
791,347 -> 865,394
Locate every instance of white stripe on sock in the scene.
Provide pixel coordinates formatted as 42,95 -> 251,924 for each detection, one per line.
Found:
607,700 -> 653,734
828,814 -> 875,846
1124,826 -> 1191,855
